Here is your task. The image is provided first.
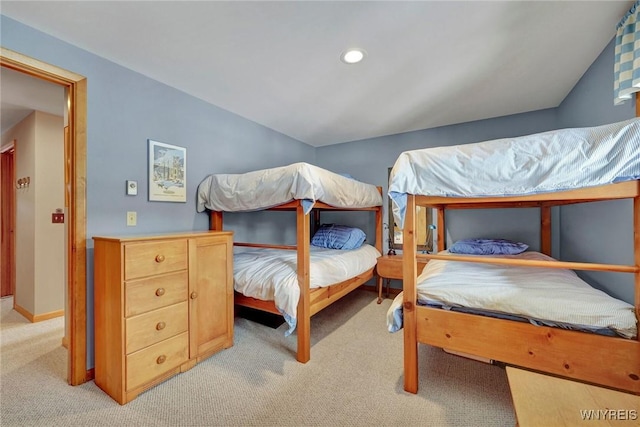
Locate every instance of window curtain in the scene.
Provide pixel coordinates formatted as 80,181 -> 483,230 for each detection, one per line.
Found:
614,0 -> 640,105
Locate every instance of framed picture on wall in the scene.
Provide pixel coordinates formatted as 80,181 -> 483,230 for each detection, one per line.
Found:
148,139 -> 187,202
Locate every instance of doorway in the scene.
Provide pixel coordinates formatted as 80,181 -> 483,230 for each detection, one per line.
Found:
0,47 -> 88,386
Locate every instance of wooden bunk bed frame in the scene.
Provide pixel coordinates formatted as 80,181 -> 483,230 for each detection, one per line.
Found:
401,180 -> 640,395
209,188 -> 383,363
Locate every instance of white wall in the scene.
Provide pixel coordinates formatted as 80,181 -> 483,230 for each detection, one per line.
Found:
4,113 -> 36,314
34,111 -> 65,315
1,111 -> 65,317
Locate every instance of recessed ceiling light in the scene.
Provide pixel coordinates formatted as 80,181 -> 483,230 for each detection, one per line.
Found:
340,48 -> 366,64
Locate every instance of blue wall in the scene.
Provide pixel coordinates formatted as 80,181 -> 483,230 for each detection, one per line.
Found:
2,16 -> 315,367
2,15 -> 636,368
318,37 -> 636,303
556,37 -> 635,303
317,109 -> 559,252
1,16 -> 315,235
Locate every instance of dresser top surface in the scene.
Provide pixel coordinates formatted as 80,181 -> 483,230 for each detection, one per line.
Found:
93,230 -> 233,242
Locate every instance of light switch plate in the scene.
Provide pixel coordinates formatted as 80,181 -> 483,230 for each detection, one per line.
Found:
126,180 -> 138,196
127,211 -> 137,226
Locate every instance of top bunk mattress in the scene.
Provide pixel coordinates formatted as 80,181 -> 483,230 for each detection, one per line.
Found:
389,118 -> 640,228
197,162 -> 383,213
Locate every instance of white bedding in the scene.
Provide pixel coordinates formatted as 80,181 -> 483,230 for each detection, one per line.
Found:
235,244 -> 381,335
389,118 -> 640,228
386,251 -> 637,339
197,162 -> 382,213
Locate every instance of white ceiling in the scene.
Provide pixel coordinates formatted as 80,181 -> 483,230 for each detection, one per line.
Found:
1,67 -> 64,135
1,1 -> 634,146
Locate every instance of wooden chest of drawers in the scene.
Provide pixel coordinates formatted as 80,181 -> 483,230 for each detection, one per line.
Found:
93,231 -> 233,404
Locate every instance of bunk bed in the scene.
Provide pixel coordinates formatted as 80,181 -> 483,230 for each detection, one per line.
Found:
386,118 -> 640,394
197,162 -> 383,363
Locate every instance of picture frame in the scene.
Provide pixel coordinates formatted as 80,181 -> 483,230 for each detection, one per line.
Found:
148,139 -> 186,202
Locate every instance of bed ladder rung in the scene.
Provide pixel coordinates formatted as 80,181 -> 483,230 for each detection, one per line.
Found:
423,254 -> 638,274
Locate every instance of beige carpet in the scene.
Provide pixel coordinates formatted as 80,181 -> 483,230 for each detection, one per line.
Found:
0,291 -> 516,426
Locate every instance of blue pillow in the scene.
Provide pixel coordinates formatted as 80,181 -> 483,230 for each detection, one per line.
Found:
311,224 -> 366,250
449,238 -> 528,255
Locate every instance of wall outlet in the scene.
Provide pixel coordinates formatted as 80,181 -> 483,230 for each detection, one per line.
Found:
127,211 -> 137,226
52,212 -> 65,223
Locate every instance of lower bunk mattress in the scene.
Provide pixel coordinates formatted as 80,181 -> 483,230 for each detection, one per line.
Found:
235,244 -> 381,335
386,251 -> 637,339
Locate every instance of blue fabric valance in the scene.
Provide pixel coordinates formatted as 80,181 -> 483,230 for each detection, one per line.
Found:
614,0 -> 640,105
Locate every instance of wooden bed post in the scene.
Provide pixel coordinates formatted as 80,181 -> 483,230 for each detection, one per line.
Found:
376,198 -> 383,254
296,204 -> 311,363
436,206 -> 445,252
403,195 -> 419,393
210,211 -> 223,231
540,205 -> 552,256
634,196 -> 640,330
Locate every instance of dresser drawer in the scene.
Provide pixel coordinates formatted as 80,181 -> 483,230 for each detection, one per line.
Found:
124,240 -> 187,280
126,332 -> 189,392
126,302 -> 188,353
125,271 -> 188,317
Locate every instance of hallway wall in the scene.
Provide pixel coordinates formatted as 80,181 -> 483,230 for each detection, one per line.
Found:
1,111 -> 65,317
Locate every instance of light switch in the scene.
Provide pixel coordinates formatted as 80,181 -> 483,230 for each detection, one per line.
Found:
127,211 -> 137,226
126,180 -> 138,196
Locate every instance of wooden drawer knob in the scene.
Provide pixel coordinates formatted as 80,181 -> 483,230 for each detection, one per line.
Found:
156,321 -> 166,331
156,355 -> 166,365
155,254 -> 165,263
190,291 -> 198,300
155,288 -> 165,297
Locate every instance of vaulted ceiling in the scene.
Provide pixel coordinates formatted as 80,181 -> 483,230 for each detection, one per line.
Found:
1,1 -> 634,146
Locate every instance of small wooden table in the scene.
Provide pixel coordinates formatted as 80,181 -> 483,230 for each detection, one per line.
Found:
506,366 -> 640,427
375,254 -> 429,303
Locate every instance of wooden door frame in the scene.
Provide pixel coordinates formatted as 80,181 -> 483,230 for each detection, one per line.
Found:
0,47 -> 88,386
1,142 -> 16,298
